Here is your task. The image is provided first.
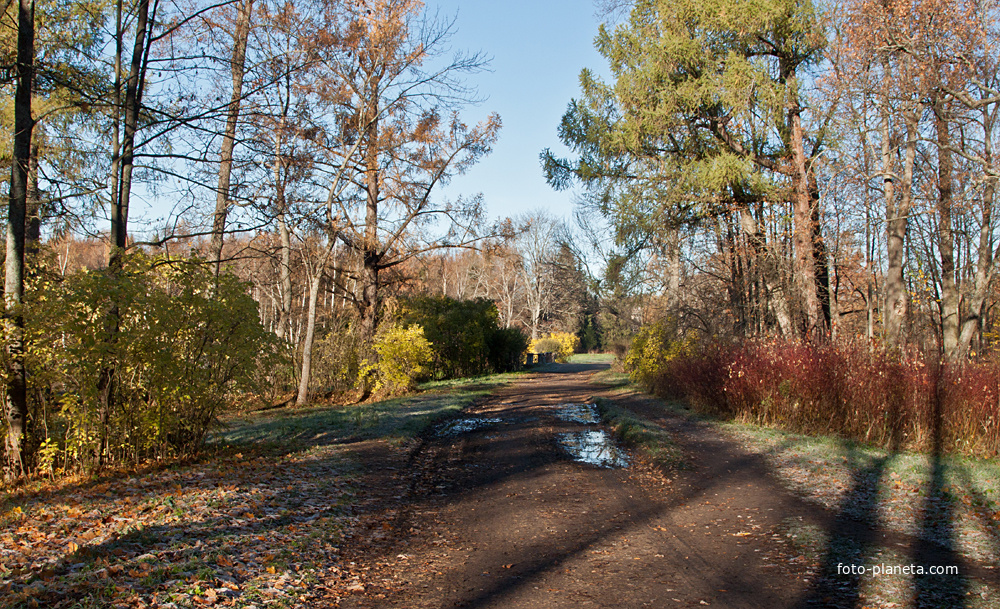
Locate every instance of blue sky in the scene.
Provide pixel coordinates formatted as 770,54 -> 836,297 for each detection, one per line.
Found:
132,1 -> 609,236
426,1 -> 610,223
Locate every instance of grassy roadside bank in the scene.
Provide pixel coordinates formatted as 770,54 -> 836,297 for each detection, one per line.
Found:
591,363 -> 1000,607
0,371 -> 523,609
589,366 -> 1000,565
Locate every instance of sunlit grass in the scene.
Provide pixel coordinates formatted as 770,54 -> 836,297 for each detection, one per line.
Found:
567,353 -> 616,364
589,368 -> 631,388
212,370 -> 523,449
418,370 -> 527,392
594,397 -> 684,471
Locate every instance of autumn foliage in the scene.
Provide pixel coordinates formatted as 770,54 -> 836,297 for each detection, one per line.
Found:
529,332 -> 579,363
1,253 -> 281,475
628,337 -> 1000,457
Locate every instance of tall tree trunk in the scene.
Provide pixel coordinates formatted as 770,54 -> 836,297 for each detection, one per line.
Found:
360,88 -> 381,341
956,179 -> 995,357
808,170 -> 832,328
98,0 -> 153,465
271,104 -> 292,341
112,0 -> 152,266
885,109 -> 918,347
529,281 -> 542,340
296,273 -> 322,406
785,69 -> 825,339
956,105 -> 997,358
934,101 -> 960,360
828,249 -> 839,340
109,0 -> 123,237
211,0 -> 253,274
4,0 -> 34,475
25,146 -> 40,256
740,204 -> 792,336
275,212 -> 292,341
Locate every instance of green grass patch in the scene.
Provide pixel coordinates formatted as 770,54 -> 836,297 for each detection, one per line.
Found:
589,369 -> 631,388
418,370 -> 526,392
567,353 -> 616,364
212,370 -> 521,450
719,418 -> 1000,503
594,397 -> 684,471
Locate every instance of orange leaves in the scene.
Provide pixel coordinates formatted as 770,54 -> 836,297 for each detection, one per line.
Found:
412,110 -> 441,144
0,442 -> 357,608
840,0 -> 995,91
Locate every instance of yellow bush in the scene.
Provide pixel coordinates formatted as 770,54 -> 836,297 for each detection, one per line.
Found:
550,332 -> 580,362
624,321 -> 694,389
530,332 -> 580,363
360,324 -> 433,396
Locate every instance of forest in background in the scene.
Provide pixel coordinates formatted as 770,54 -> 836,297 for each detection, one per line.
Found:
4,0 -> 1000,480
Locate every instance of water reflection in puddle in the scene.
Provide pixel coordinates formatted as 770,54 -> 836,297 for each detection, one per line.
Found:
557,431 -> 630,468
554,403 -> 599,424
435,417 -> 502,436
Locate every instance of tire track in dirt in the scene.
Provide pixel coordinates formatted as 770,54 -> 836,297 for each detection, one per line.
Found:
341,364 -> 814,608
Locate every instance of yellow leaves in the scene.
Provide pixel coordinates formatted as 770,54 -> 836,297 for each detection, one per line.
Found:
530,332 -> 580,363
364,323 -> 433,396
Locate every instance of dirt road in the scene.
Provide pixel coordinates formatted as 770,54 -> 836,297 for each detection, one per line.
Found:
337,364 -> 983,609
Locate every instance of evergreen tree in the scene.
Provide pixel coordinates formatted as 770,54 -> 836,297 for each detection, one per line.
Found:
544,0 -> 832,337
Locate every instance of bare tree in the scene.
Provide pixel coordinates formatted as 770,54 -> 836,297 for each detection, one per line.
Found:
210,0 -> 255,273
319,0 -> 501,340
516,211 -> 560,340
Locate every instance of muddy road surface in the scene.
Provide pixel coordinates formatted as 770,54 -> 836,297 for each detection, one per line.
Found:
339,364 -> 829,608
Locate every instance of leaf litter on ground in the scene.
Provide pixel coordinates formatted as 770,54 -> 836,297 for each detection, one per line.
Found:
1,374 -> 517,608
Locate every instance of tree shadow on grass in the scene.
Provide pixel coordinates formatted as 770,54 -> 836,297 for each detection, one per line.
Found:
793,443 -> 897,608
794,363 -> 971,609
953,465 -> 1000,565
911,365 -> 966,608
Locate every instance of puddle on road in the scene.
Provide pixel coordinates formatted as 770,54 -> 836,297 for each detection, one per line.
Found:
435,417 -> 503,436
553,403 -> 599,424
557,430 -> 630,468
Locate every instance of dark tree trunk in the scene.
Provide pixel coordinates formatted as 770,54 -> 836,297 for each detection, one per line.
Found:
782,56 -> 827,340
112,0 -> 151,263
98,0 -> 153,465
934,100 -> 960,360
25,146 -> 40,256
4,0 -> 34,475
211,0 -> 254,274
359,87 -> 382,341
808,170 -> 831,329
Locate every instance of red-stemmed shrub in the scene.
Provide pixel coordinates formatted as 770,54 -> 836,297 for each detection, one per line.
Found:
626,334 -> 1000,457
